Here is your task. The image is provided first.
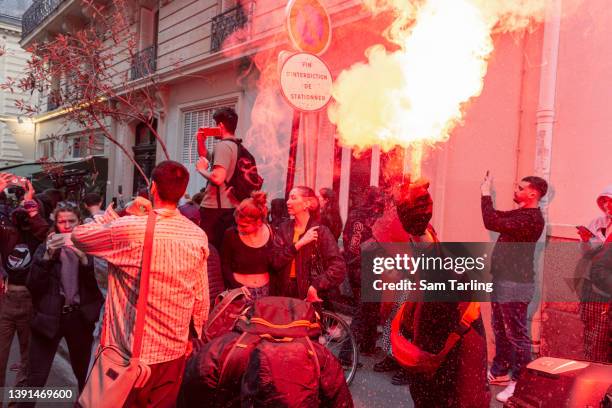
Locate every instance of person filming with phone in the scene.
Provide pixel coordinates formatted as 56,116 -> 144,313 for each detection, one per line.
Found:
195,108 -> 240,249
577,185 -> 612,363
0,172 -> 49,395
23,205 -> 102,396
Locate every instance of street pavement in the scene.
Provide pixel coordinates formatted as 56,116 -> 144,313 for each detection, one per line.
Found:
6,336 -> 505,408
349,350 -> 505,408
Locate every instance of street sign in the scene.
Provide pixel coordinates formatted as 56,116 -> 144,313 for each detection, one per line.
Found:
279,52 -> 333,112
286,0 -> 332,55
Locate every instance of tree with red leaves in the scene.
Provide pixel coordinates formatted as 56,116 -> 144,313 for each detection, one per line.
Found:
2,0 -> 169,186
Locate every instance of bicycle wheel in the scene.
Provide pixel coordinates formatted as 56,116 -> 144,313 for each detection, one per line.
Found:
318,310 -> 359,385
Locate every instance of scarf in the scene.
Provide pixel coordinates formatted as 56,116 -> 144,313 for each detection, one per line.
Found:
59,247 -> 81,306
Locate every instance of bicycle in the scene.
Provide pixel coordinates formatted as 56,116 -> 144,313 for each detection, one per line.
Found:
317,309 -> 359,386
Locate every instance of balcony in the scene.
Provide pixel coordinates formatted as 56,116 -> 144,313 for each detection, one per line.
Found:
210,5 -> 250,53
21,0 -> 65,40
130,45 -> 157,80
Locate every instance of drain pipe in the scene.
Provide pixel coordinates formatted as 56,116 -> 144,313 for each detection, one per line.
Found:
532,0 -> 562,357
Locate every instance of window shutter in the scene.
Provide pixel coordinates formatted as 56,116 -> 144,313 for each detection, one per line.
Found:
139,7 -> 156,50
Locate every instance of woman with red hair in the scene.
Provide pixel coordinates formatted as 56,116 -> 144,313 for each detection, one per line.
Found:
220,191 -> 275,299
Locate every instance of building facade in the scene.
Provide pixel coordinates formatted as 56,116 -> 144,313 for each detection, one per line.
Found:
0,4 -> 34,166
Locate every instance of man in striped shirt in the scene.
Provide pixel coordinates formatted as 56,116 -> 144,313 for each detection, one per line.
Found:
72,161 -> 209,406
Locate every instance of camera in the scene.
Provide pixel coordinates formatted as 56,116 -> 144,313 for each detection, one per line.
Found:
50,169 -> 89,202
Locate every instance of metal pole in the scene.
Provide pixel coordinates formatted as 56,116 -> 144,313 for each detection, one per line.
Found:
285,110 -> 300,199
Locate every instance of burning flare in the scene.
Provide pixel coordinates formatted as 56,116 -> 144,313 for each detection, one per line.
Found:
328,0 -> 557,174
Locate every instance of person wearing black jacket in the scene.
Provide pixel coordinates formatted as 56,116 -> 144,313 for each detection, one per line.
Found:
342,187 -> 384,354
319,188 -> 343,242
271,186 -> 346,301
25,206 -> 102,393
0,175 -> 49,392
480,173 -> 547,403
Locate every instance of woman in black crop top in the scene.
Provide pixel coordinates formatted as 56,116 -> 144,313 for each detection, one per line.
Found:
220,191 -> 274,300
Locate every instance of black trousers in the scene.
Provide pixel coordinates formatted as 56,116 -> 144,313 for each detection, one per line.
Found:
26,311 -> 94,392
199,207 -> 235,249
350,300 -> 380,352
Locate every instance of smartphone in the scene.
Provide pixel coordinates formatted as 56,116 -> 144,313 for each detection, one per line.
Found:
196,127 -> 222,157
55,233 -> 74,247
9,176 -> 27,186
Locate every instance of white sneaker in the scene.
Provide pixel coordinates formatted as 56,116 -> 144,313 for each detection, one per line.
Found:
495,381 -> 517,403
487,370 -> 511,385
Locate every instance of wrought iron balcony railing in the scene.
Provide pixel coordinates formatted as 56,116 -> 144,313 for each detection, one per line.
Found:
22,0 -> 65,40
211,5 -> 251,53
130,45 -> 157,80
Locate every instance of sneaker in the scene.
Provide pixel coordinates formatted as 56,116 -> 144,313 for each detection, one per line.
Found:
495,381 -> 517,403
373,356 -> 400,372
391,368 -> 411,385
487,370 -> 511,385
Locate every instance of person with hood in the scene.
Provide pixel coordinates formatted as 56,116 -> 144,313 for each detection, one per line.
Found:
319,188 -> 343,242
342,186 -> 385,355
577,185 -> 612,362
387,178 -> 490,407
0,174 -> 48,393
371,179 -> 440,385
578,185 -> 612,251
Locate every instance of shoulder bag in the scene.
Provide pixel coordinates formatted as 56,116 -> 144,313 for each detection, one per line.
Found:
78,211 -> 157,408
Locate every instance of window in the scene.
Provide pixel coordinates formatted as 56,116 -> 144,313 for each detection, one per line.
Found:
39,140 -> 55,159
182,101 -> 236,197
138,7 -> 158,51
47,74 -> 61,111
71,135 -> 105,158
131,7 -> 159,79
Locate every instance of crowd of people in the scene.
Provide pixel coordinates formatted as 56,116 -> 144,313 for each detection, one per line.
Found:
0,107 -> 609,408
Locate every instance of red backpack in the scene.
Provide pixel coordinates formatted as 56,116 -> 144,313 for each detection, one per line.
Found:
203,287 -> 252,342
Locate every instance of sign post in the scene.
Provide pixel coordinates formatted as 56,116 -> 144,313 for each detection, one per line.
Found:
283,0 -> 332,197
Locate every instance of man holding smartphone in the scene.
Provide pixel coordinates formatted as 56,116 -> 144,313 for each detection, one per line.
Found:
481,172 -> 547,403
577,185 -> 612,363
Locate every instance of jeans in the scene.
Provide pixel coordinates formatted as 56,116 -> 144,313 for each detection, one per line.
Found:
490,280 -> 535,381
246,284 -> 270,301
0,289 -> 33,390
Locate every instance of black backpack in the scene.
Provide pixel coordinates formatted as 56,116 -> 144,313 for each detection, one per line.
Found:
217,139 -> 263,206
181,297 -> 323,408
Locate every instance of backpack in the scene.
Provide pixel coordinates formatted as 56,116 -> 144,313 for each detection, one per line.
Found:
218,139 -> 264,205
203,287 -> 252,342
181,298 -> 344,408
223,297 -> 323,408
